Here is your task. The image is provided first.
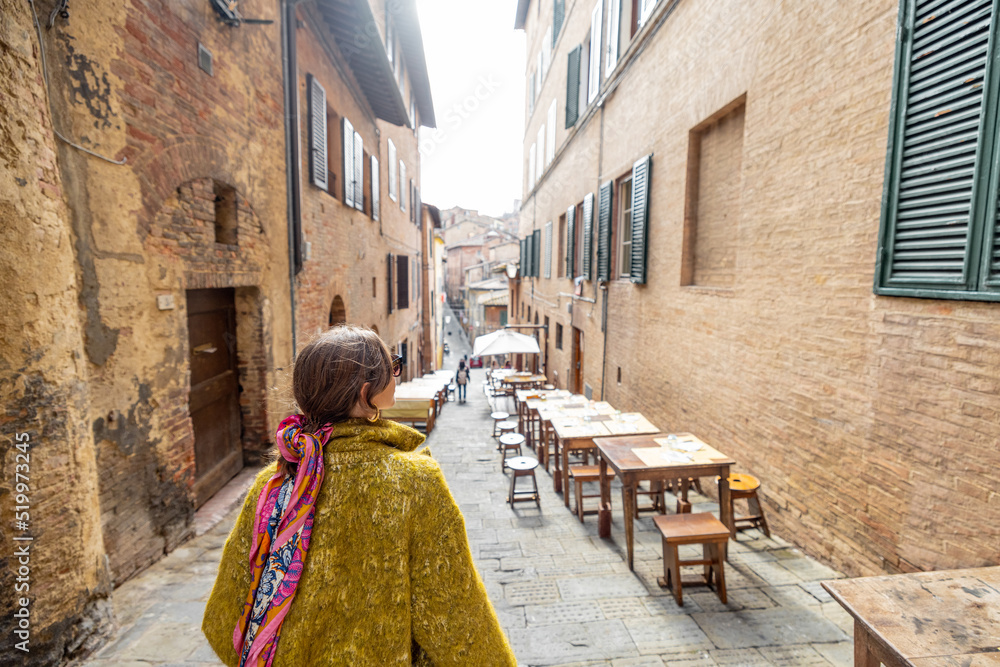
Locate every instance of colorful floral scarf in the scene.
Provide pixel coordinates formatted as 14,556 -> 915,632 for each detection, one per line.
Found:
233,414 -> 332,667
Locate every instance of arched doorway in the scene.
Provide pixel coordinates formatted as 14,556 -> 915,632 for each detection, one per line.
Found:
329,295 -> 347,326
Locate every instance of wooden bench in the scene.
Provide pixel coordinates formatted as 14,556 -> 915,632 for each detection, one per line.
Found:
653,512 -> 729,606
382,399 -> 435,433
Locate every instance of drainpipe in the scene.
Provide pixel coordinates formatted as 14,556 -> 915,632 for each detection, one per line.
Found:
282,0 -> 304,355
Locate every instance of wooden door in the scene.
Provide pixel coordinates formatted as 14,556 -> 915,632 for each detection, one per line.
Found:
187,288 -> 242,507
572,327 -> 583,393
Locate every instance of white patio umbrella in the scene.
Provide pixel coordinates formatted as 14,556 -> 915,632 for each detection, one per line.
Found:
472,329 -> 541,357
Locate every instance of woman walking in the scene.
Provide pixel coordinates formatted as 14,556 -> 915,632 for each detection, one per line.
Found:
455,360 -> 469,403
202,325 -> 515,666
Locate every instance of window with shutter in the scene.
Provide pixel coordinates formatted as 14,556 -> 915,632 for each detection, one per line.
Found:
520,238 -> 527,275
876,0 -> 1000,301
566,204 -> 576,278
554,0 -> 565,45
414,185 -> 420,225
639,0 -> 657,27
606,0 -> 621,74
371,156 -> 380,221
566,46 -> 581,128
397,255 -> 409,309
546,101 -> 557,165
536,125 -> 545,177
342,117 -> 354,206
597,181 -> 613,281
308,75 -> 328,192
588,1 -> 603,104
630,154 -> 652,284
532,229 -> 541,278
399,162 -> 407,211
387,253 -> 394,314
525,234 -> 533,278
582,192 -> 595,280
388,140 -> 397,201
545,221 -> 553,278
353,131 -> 364,211
529,71 -> 536,115
325,108 -> 340,198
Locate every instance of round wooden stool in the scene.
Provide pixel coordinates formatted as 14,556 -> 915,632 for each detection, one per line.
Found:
491,412 -> 511,438
499,432 -> 525,471
719,473 -> 770,538
506,456 -> 540,507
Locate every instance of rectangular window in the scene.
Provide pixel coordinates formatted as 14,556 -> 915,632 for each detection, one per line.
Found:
617,176 -> 633,278
542,25 -> 552,77
362,150 -> 371,216
308,74 -> 328,192
557,213 -> 566,277
875,0 -> 1000,301
546,100 -> 557,165
588,0 -> 603,104
574,201 -> 584,277
565,46 -> 581,128
683,99 -> 745,288
536,125 -> 546,177
528,143 -> 536,190
397,255 -> 409,309
388,139 -> 397,201
342,117 -> 355,206
528,70 -> 536,115
353,131 -> 364,212
606,0 -> 621,74
556,323 -> 563,350
371,155 -> 380,221
399,161 -> 407,211
326,107 -> 340,198
545,220 -> 553,278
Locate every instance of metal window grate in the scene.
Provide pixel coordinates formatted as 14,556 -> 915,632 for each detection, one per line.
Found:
198,43 -> 213,76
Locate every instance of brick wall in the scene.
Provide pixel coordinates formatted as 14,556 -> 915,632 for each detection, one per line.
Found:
517,0 -> 1000,577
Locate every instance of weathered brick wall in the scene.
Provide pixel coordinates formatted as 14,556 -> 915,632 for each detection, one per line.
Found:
518,0 -> 1000,577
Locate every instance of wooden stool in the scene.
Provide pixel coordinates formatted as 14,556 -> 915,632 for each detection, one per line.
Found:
720,473 -> 770,538
491,413 -> 511,438
635,481 -> 667,514
568,465 -> 615,523
499,432 -> 525,471
653,513 -> 729,606
506,456 -> 540,507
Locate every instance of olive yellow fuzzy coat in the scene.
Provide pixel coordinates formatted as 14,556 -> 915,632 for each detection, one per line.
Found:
202,419 -> 517,666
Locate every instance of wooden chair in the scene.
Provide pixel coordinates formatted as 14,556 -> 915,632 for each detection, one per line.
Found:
653,513 -> 729,606
719,473 -> 770,538
506,456 -> 540,507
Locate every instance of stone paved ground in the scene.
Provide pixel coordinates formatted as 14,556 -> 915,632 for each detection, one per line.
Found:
80,309 -> 854,666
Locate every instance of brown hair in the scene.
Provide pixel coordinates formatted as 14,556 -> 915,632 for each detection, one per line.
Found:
276,325 -> 393,476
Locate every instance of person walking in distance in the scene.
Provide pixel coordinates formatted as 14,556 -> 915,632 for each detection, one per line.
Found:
202,325 -> 516,666
455,360 -> 469,404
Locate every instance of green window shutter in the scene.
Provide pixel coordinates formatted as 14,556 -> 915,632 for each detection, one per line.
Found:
525,234 -> 533,278
630,154 -> 652,284
878,0 -> 993,292
582,192 -> 594,280
307,74 -> 328,192
597,180 -> 613,281
554,0 -> 565,45
566,204 -> 576,277
533,229 -> 542,278
566,46 -> 581,128
520,238 -> 527,275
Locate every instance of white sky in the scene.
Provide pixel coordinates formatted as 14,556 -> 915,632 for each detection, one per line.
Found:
416,0 -> 526,217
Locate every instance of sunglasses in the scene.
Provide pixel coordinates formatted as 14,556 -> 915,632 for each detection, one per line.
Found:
391,355 -> 403,377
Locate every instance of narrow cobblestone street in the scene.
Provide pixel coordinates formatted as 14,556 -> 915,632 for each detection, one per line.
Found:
81,308 -> 854,666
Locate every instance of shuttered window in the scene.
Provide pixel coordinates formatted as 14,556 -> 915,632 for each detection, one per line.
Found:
371,156 -> 380,221
533,229 -> 542,278
582,192 -> 595,280
566,204 -> 576,277
876,0 -> 1000,301
566,46 -> 581,128
308,75 -> 328,191
387,253 -> 394,314
414,185 -> 420,225
639,0 -> 657,27
520,237 -> 527,275
606,0 -> 621,74
388,140 -> 397,201
597,180 -> 613,281
399,162 -> 407,211
342,117 -> 355,206
588,0 -> 603,104
545,220 -> 554,278
554,0 -> 565,44
630,154 -> 652,284
353,131 -> 364,211
547,101 -> 557,165
397,255 -> 409,309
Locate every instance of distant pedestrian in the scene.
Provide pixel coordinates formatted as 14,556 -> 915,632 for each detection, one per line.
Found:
456,360 -> 469,403
201,325 -> 515,666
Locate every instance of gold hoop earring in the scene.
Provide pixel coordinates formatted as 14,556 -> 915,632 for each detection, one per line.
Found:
367,407 -> 380,423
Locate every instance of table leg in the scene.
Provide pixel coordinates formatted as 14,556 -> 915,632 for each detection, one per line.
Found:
561,441 -> 571,505
853,620 -> 881,667
718,472 -> 733,536
623,482 -> 637,571
598,458 -> 612,538
553,435 -> 563,494
540,422 -> 548,470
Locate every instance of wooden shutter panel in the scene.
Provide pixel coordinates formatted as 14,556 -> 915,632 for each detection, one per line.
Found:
397,255 -> 409,309
387,140 -> 397,200
400,162 -> 407,210
566,204 -> 576,277
606,0 -> 621,74
545,221 -> 553,278
371,156 -> 380,221
353,131 -> 364,211
582,192 -> 594,280
526,233 -> 535,277
342,117 -> 354,206
588,1 -> 603,104
566,46 -> 581,128
630,154 -> 652,284
387,253 -> 394,314
879,0 -> 991,289
520,238 -> 527,275
554,0 -> 565,44
597,180 -> 613,281
308,75 -> 328,191
532,229 -> 541,278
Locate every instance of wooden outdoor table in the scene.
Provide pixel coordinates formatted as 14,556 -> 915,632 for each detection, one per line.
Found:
822,567 -> 1000,667
535,399 -> 608,490
556,413 -> 659,510
596,433 -> 735,571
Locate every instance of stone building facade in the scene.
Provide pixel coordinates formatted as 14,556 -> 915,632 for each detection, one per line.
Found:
514,0 -> 1000,579
0,0 -> 434,663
